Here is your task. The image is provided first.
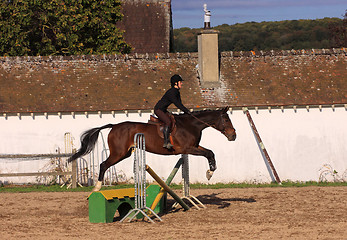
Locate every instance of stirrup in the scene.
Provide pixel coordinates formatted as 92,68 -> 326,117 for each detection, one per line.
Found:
163,142 -> 173,149
166,142 -> 173,149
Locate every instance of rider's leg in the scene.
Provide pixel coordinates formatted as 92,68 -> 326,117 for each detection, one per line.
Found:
154,109 -> 173,149
163,125 -> 173,149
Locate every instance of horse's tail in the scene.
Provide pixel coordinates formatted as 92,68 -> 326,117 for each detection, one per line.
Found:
68,124 -> 114,163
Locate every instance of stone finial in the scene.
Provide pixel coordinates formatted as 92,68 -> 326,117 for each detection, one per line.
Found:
203,4 -> 211,29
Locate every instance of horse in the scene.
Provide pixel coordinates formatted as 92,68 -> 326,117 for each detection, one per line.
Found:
68,107 -> 236,191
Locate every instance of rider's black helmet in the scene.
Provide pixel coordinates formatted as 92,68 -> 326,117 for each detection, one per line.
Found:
170,74 -> 184,87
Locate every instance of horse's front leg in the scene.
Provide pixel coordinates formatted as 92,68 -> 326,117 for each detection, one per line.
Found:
185,146 -> 216,180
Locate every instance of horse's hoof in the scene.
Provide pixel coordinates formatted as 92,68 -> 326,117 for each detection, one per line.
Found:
206,170 -> 214,180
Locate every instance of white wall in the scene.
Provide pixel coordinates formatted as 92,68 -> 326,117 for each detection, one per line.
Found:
1,107 -> 346,184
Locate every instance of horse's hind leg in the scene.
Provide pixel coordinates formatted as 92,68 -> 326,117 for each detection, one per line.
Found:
93,148 -> 133,192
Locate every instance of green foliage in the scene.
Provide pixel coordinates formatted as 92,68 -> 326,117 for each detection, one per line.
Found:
1,181 -> 346,193
0,0 -> 131,56
329,10 -> 347,47
0,183 -> 135,193
173,27 -> 200,52
189,181 -> 347,189
173,17 -> 345,52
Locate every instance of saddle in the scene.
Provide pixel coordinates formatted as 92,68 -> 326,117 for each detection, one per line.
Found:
148,114 -> 177,139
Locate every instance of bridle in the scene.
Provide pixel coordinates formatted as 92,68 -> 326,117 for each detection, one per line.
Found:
190,112 -> 230,135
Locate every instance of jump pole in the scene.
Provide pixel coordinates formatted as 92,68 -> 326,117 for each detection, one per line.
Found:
146,165 -> 190,211
150,157 -> 184,211
151,155 -> 206,211
120,133 -> 162,223
243,107 -> 281,184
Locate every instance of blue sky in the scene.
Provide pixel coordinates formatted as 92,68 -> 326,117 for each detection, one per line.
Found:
171,0 -> 347,29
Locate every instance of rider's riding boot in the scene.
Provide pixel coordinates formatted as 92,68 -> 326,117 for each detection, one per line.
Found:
163,126 -> 173,149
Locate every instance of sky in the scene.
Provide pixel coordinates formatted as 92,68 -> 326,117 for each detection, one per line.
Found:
171,0 -> 347,29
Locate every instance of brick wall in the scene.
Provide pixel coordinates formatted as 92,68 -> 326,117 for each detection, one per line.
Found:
118,0 -> 172,53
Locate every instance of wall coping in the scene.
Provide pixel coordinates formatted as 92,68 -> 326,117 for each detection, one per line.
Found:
1,48 -> 346,63
1,104 -> 346,118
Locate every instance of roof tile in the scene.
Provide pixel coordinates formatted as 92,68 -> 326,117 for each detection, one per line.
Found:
0,50 -> 346,113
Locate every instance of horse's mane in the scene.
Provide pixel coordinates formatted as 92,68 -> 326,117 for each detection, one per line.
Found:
173,108 -> 223,118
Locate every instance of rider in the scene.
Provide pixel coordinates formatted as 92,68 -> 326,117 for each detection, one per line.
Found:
154,74 -> 190,149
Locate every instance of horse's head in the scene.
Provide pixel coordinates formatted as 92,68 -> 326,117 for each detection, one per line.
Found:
217,107 -> 237,141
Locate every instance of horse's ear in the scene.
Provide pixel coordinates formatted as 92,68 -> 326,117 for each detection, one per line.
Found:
222,106 -> 229,113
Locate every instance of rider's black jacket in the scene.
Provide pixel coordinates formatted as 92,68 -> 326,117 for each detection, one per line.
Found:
154,87 -> 190,114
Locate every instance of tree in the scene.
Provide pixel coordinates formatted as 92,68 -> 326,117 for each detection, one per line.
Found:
0,0 -> 131,56
329,10 -> 347,47
173,17 -> 344,52
173,27 -> 199,52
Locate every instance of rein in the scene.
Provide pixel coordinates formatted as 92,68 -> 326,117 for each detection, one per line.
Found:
189,113 -> 226,134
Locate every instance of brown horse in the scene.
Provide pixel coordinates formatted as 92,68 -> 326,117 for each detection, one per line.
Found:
68,107 -> 236,191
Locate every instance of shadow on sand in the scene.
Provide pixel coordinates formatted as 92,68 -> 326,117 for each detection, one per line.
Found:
167,192 -> 256,210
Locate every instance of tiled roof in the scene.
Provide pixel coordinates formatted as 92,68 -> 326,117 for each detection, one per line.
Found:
219,49 -> 347,107
0,49 -> 346,114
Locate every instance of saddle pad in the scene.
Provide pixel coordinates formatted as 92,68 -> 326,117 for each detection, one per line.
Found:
147,115 -> 177,139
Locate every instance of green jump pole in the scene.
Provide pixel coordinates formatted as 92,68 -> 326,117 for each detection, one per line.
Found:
150,158 -> 184,210
146,165 -> 190,211
166,157 -> 184,184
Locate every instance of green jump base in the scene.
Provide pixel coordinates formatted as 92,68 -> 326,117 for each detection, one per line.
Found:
88,184 -> 166,223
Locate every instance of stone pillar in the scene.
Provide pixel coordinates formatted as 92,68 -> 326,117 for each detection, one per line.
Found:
198,29 -> 219,87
